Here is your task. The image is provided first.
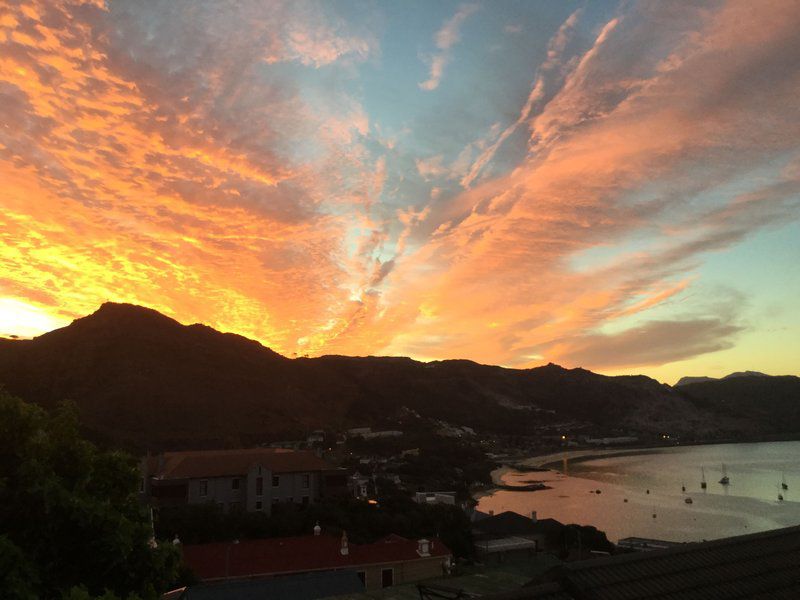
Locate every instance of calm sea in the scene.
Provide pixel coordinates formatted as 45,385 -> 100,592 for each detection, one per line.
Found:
476,441 -> 800,543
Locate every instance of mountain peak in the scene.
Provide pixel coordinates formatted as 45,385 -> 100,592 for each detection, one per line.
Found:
723,370 -> 769,380
676,371 -> 771,386
89,301 -> 181,323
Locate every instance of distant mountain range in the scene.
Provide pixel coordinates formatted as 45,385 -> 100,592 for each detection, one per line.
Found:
675,371 -> 771,387
0,303 -> 798,450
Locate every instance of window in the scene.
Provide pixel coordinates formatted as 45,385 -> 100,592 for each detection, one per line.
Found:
356,571 -> 366,588
256,477 -> 263,496
230,502 -> 241,511
139,477 -> 145,493
217,502 -> 225,511
272,498 -> 280,504
232,478 -> 240,491
272,475 -> 280,487
255,501 -> 263,511
302,474 -> 310,489
301,496 -> 309,506
286,496 -> 293,503
199,479 -> 208,498
381,568 -> 393,588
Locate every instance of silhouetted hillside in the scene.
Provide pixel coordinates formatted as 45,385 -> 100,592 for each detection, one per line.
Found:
680,375 -> 800,434
0,303 -> 784,449
675,371 -> 770,386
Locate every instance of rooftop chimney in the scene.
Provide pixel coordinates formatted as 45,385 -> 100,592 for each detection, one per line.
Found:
417,539 -> 431,556
314,521 -> 321,536
531,511 -> 538,523
340,530 -> 349,555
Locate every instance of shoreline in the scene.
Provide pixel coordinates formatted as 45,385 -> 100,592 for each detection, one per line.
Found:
476,439 -> 800,499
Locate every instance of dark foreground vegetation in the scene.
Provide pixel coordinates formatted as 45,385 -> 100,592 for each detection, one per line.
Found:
0,390 -> 181,600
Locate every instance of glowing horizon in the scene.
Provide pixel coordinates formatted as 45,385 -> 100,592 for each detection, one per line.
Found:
2,0 -> 799,386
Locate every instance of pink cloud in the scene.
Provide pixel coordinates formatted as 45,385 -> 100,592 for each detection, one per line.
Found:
419,3 -> 479,91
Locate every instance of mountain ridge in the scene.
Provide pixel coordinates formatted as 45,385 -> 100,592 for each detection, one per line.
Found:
0,303 -> 795,449
675,371 -> 772,387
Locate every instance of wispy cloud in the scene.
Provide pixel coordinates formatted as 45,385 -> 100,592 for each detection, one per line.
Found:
419,3 -> 479,91
384,0 -> 800,374
2,0 -> 800,380
0,0 -> 383,355
461,8 -> 583,188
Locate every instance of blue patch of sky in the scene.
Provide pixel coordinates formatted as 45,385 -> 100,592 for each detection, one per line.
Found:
569,156 -> 796,274
355,1 -> 588,204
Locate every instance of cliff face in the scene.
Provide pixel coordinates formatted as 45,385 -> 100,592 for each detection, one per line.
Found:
0,303 -> 782,449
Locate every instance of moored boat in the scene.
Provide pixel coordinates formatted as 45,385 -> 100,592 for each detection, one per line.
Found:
719,464 -> 730,485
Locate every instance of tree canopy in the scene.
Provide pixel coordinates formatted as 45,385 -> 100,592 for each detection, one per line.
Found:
0,389 -> 180,599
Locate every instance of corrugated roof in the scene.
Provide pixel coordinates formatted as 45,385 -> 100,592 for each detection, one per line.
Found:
182,534 -> 451,581
480,524 -> 800,599
481,582 -> 574,600
562,524 -> 800,599
176,570 -> 365,599
149,448 -> 334,479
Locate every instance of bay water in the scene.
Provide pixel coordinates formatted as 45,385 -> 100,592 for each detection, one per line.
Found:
476,441 -> 800,543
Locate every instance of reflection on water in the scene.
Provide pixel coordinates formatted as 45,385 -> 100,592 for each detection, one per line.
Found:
476,441 -> 800,543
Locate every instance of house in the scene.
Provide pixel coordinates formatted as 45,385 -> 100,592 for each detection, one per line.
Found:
583,436 -> 639,446
346,427 -> 373,438
307,430 -> 326,445
414,491 -> 457,506
142,448 -> 348,515
349,471 -> 372,499
181,530 -> 452,591
616,536 -> 683,552
481,524 -> 800,599
362,430 -> 403,440
472,511 -> 565,562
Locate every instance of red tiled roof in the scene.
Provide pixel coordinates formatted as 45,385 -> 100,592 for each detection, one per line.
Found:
182,534 -> 452,581
149,448 -> 334,479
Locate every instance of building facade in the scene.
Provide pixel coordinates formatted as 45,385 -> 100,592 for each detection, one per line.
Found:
142,448 -> 347,515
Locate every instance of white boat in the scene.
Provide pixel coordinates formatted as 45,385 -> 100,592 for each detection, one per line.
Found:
719,464 -> 730,485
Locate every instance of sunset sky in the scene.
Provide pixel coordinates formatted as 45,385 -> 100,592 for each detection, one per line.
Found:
1,0 -> 799,384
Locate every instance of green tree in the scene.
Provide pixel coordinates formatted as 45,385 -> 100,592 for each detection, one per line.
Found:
0,390 -> 180,599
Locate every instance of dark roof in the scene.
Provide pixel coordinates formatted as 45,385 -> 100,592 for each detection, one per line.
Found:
472,511 -> 564,538
148,448 -> 334,479
169,571 -> 364,600
182,533 -> 451,581
481,525 -> 800,599
483,582 -> 573,600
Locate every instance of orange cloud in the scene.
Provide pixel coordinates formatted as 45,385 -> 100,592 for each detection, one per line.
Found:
2,0 -> 799,380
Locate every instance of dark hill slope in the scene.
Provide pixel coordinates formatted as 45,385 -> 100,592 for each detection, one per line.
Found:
0,304 -> 357,448
680,376 -> 800,434
0,303 -> 755,448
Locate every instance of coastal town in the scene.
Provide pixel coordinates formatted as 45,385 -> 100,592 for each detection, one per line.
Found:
135,421 -> 799,598
4,0 -> 800,595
